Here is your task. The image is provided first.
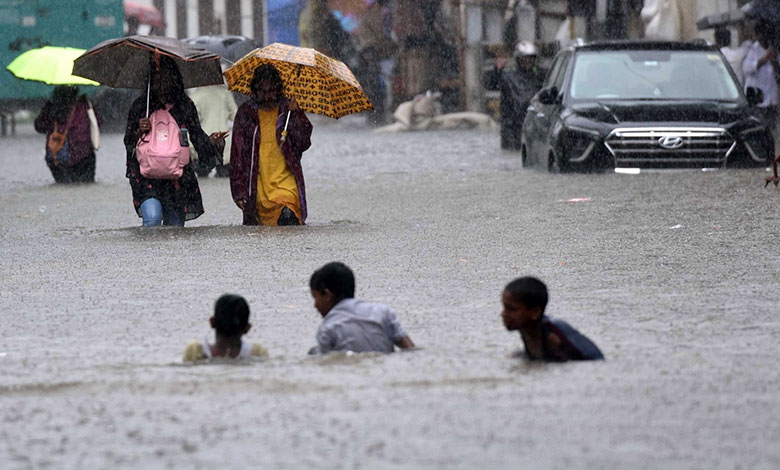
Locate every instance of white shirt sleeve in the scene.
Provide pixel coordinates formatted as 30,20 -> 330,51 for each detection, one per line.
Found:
743,44 -> 760,77
382,308 -> 407,342
316,324 -> 335,354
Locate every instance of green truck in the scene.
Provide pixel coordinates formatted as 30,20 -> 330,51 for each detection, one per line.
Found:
0,0 -> 124,130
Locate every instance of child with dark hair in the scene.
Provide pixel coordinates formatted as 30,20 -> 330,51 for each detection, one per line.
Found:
183,294 -> 268,361
309,262 -> 415,354
501,277 -> 603,362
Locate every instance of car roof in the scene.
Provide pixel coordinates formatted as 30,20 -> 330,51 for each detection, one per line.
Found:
565,40 -> 718,53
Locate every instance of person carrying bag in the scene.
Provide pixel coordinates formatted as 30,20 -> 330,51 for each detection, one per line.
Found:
34,85 -> 100,183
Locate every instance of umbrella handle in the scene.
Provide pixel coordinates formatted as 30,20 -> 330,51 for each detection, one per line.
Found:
279,64 -> 302,144
145,73 -> 150,118
280,110 -> 291,143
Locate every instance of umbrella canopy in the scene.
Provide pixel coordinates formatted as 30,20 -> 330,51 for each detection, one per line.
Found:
742,0 -> 780,24
72,35 -> 223,89
696,9 -> 746,30
223,42 -> 372,119
182,35 -> 260,64
6,46 -> 99,86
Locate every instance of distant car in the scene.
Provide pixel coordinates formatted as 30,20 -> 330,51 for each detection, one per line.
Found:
520,41 -> 774,172
181,35 -> 260,63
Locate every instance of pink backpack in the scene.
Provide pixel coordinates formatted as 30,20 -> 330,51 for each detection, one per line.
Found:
136,104 -> 190,179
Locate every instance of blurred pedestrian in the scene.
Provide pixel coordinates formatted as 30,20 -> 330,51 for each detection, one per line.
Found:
742,20 -> 780,142
357,0 -> 397,124
34,85 -> 101,184
229,64 -> 312,226
124,56 -> 226,227
298,0 -> 356,63
484,41 -> 544,150
501,277 -> 604,362
308,262 -> 415,354
183,293 -> 269,361
394,0 -> 459,109
715,27 -> 749,85
189,68 -> 238,178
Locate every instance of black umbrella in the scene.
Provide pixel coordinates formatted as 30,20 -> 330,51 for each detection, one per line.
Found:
181,35 -> 260,64
72,35 -> 223,89
742,0 -> 780,25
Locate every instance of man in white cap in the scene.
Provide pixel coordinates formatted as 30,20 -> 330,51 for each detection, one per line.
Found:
486,41 -> 544,150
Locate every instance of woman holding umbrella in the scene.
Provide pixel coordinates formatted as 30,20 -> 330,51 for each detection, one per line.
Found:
124,56 -> 226,226
224,43 -> 373,225
229,64 -> 312,226
74,35 -> 229,226
8,46 -> 102,184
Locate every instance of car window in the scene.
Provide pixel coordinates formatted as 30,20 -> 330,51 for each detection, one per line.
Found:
544,54 -> 565,88
552,53 -> 571,91
568,50 -> 741,101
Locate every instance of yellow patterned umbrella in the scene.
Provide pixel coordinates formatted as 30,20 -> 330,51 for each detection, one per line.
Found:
223,42 -> 372,119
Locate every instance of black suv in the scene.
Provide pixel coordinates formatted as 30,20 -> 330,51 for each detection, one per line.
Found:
520,41 -> 773,172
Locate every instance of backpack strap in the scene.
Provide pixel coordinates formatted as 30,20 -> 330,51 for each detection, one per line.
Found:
58,105 -> 77,135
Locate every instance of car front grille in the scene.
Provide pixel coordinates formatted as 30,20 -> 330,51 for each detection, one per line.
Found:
604,127 -> 736,166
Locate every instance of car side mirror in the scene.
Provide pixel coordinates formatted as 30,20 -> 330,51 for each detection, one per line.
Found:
537,86 -> 559,105
746,86 -> 764,106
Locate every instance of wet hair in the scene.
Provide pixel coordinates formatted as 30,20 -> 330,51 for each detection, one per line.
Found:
52,85 -> 79,105
149,55 -> 186,102
213,294 -> 250,337
250,64 -> 284,97
714,28 -> 731,48
50,85 -> 80,122
504,277 -> 548,312
309,262 -> 355,300
754,21 -> 775,42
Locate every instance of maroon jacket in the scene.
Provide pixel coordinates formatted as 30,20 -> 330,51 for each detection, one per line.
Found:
229,98 -> 313,225
34,98 -> 98,165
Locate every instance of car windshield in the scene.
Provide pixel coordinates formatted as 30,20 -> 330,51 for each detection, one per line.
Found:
569,50 -> 741,101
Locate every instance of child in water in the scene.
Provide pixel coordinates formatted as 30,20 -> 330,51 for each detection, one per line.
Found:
309,262 -> 415,354
183,294 -> 268,361
501,277 -> 603,361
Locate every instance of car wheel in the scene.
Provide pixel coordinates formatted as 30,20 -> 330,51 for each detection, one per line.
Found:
548,151 -> 569,173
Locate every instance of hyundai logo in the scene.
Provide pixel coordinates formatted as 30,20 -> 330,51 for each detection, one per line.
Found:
658,135 -> 684,149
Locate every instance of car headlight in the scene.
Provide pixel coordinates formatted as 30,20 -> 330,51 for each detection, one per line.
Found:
563,125 -> 600,162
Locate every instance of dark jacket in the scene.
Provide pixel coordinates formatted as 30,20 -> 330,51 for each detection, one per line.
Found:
124,94 -> 220,221
229,98 -> 313,225
523,316 -> 604,362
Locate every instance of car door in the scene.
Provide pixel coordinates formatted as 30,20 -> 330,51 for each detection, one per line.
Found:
535,52 -> 571,166
525,52 -> 570,166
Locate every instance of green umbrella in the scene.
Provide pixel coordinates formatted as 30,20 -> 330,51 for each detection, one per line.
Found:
6,46 -> 98,86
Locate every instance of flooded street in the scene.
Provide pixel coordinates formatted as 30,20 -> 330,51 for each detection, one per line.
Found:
1,119 -> 779,469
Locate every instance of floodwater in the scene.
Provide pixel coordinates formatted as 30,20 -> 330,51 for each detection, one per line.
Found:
1,118 -> 779,469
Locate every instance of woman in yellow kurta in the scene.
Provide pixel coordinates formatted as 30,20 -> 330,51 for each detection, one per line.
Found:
229,64 -> 313,226
256,107 -> 302,225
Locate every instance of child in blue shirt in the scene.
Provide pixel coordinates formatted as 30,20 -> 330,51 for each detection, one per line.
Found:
501,277 -> 603,361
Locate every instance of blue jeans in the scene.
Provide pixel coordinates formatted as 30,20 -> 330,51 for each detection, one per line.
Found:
140,198 -> 184,227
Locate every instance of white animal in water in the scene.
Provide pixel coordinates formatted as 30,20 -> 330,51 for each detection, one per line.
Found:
374,91 -> 497,133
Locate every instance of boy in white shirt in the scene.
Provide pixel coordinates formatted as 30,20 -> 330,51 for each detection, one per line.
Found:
309,262 -> 415,354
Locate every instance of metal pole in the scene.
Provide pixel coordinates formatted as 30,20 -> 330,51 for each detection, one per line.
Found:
226,0 -> 241,35
253,0 -> 265,44
199,0 -> 214,35
176,0 -> 187,38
